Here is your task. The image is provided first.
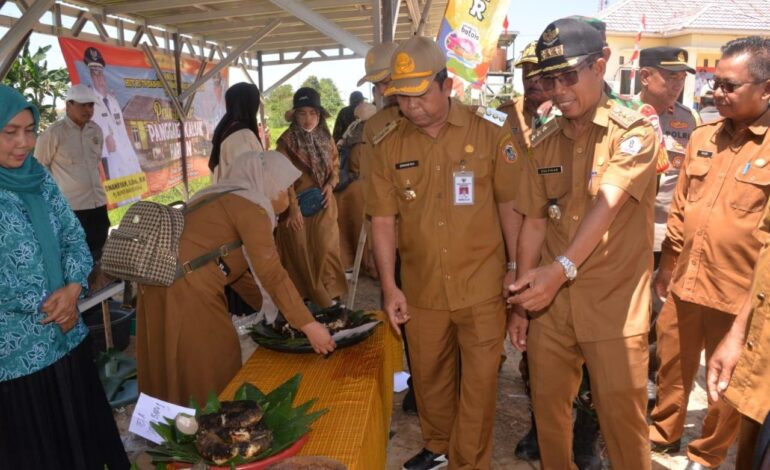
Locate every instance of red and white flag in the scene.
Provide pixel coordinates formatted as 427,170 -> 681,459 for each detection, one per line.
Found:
628,14 -> 646,81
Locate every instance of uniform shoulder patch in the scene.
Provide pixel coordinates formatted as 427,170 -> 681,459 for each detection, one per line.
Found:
609,104 -> 645,129
372,118 -> 402,146
475,106 -> 507,127
530,117 -> 559,147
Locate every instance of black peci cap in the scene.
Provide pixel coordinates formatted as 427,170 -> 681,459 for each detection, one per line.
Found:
639,47 -> 695,73
536,18 -> 604,75
83,47 -> 105,68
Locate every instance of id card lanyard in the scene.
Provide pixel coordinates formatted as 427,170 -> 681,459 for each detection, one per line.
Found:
453,159 -> 474,205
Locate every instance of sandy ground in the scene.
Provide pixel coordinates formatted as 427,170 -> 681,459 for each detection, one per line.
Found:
114,275 -> 736,469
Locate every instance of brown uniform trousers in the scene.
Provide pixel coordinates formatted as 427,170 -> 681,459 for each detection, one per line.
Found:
516,94 -> 659,470
652,108 -> 770,467
724,200 -> 770,470
367,100 -> 522,469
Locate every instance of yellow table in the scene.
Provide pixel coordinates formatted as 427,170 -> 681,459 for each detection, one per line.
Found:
219,312 -> 404,470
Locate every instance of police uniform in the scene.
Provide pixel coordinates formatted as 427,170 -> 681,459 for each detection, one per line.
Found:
366,37 -> 520,469
516,19 -> 658,469
651,107 -> 770,468
637,47 -> 702,253
84,47 -> 143,181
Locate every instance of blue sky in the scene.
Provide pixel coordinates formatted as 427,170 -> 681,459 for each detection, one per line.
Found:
2,0 -> 605,100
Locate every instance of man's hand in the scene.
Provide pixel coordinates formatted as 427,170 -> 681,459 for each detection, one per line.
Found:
654,268 -> 673,302
382,287 -> 410,335
322,184 -> 334,207
507,307 -> 528,352
707,329 -> 745,403
502,269 -> 517,300
508,262 -> 566,312
300,321 -> 337,355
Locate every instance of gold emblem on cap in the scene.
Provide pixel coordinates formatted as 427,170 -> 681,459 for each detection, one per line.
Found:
677,51 -> 686,62
464,144 -> 474,153
541,26 -> 559,46
394,52 -> 416,75
755,158 -> 767,168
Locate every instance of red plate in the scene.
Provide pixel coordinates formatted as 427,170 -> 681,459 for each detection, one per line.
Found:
171,434 -> 309,470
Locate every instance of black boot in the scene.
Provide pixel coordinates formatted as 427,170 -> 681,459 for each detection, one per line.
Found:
514,411 -> 540,461
402,377 -> 418,415
573,405 -> 603,470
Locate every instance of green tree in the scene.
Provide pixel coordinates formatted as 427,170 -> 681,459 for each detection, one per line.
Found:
3,42 -> 70,130
300,75 -> 344,118
263,83 -> 294,129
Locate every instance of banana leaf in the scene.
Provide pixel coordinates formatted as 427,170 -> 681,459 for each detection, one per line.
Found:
146,373 -> 327,467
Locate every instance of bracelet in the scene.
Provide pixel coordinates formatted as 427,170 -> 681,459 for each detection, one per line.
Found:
506,261 -> 517,271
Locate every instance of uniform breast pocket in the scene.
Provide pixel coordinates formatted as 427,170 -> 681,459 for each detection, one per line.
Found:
730,166 -> 770,213
542,171 -> 569,202
685,159 -> 711,202
393,164 -> 424,203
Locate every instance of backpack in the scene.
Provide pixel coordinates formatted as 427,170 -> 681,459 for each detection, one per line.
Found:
101,190 -> 242,286
334,120 -> 364,193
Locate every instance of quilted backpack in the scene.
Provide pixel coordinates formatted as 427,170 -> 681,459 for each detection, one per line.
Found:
101,190 -> 241,286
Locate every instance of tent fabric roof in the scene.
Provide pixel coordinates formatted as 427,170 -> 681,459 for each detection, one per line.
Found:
598,0 -> 770,34
72,0 -> 449,55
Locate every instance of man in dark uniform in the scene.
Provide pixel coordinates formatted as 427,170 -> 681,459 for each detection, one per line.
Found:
509,18 -> 658,469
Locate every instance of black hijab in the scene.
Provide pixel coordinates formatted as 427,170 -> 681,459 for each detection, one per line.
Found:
209,82 -> 262,171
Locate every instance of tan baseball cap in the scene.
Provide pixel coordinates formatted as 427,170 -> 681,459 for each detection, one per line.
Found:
358,42 -> 399,86
514,41 -> 538,68
384,36 -> 447,97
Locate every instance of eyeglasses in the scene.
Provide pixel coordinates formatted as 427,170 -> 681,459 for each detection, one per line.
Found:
707,78 -> 763,93
540,58 -> 596,92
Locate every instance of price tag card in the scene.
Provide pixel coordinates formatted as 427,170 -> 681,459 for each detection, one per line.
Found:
129,393 -> 196,444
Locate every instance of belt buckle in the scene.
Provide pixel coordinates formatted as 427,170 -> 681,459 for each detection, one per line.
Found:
182,262 -> 193,274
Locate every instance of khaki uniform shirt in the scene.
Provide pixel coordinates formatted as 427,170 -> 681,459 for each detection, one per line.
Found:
663,108 -> 770,313
34,117 -> 107,211
366,100 -> 520,311
654,102 -> 701,251
361,104 -> 401,182
724,200 -> 770,424
516,94 -> 658,342
498,98 -> 537,152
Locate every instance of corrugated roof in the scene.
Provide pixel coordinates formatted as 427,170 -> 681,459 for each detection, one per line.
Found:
599,0 -> 770,34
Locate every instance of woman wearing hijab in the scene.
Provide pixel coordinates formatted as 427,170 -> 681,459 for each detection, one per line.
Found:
136,151 -> 336,405
209,82 -> 264,182
275,87 -> 347,308
0,85 -> 129,469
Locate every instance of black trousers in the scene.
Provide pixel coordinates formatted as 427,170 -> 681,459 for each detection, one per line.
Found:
74,205 -> 110,261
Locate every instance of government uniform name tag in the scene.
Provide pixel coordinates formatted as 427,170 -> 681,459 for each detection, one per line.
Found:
454,171 -> 474,205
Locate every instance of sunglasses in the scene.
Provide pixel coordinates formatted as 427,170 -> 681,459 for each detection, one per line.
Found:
540,58 -> 597,92
707,78 -> 763,94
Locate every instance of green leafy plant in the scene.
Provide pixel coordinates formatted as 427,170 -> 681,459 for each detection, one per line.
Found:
3,42 -> 70,131
146,374 -> 327,468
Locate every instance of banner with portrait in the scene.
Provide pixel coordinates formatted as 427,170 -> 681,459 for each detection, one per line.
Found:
437,0 -> 510,89
59,38 -> 227,205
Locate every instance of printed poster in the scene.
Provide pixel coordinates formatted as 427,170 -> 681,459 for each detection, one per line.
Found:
437,0 -> 511,89
59,38 -> 227,204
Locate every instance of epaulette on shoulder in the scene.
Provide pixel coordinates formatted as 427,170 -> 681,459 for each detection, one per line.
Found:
372,117 -> 402,146
496,97 -> 518,112
694,115 -> 726,130
609,104 -> 645,129
530,116 -> 559,147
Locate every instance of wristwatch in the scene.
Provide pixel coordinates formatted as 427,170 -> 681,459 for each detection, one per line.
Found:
555,255 -> 577,281
506,261 -> 517,272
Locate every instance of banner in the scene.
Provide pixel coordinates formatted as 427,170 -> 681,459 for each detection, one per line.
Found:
59,38 -> 227,205
437,0 -> 510,89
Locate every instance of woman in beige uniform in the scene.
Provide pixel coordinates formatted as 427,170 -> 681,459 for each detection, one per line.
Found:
136,151 -> 335,405
275,87 -> 347,308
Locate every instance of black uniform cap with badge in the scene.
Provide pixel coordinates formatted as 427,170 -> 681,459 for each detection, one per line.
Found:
83,46 -> 106,68
639,47 -> 695,74
535,17 -> 605,90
